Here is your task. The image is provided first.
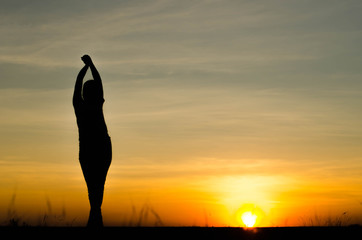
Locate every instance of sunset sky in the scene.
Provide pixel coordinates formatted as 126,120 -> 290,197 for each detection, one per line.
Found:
1,0 -> 362,226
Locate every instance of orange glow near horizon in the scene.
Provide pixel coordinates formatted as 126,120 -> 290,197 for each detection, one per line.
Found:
1,157 -> 362,227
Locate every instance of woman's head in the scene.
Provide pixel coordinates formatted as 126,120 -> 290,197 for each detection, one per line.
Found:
83,80 -> 101,103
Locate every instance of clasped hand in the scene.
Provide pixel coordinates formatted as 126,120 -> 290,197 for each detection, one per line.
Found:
81,55 -> 93,66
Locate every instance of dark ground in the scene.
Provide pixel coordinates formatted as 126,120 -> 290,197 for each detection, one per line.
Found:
1,226 -> 361,239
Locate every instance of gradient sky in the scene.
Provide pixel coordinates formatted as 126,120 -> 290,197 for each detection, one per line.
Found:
1,0 -> 362,226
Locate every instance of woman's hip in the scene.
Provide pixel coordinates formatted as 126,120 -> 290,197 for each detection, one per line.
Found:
79,137 -> 112,163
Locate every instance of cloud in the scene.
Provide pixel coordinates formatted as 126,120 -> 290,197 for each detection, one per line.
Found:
1,0 -> 361,96
3,0 -> 359,69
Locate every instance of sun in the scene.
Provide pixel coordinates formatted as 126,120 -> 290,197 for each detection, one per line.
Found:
241,211 -> 258,227
235,204 -> 265,228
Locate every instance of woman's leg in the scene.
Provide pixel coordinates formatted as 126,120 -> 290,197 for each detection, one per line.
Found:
87,180 -> 105,227
81,138 -> 112,227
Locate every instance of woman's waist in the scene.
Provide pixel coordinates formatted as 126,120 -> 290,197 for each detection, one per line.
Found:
79,133 -> 110,142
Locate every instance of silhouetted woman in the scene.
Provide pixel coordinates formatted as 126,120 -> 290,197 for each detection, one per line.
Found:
73,55 -> 112,227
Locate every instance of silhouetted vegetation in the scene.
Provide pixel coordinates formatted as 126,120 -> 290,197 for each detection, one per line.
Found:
299,212 -> 352,227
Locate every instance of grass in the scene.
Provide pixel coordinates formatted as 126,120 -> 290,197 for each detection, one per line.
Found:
1,192 -> 359,228
2,196 -> 362,240
128,203 -> 164,227
3,193 -> 74,227
299,212 -> 352,227
2,193 -> 164,227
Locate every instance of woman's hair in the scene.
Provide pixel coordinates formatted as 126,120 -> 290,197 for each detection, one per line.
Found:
82,80 -> 101,103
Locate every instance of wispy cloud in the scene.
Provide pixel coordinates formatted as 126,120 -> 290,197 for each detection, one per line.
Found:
3,0 -> 360,69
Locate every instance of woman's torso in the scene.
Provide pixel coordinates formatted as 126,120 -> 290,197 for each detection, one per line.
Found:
74,100 -> 109,142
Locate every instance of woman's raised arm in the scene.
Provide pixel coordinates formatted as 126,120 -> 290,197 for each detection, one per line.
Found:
81,55 -> 104,99
73,64 -> 88,106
